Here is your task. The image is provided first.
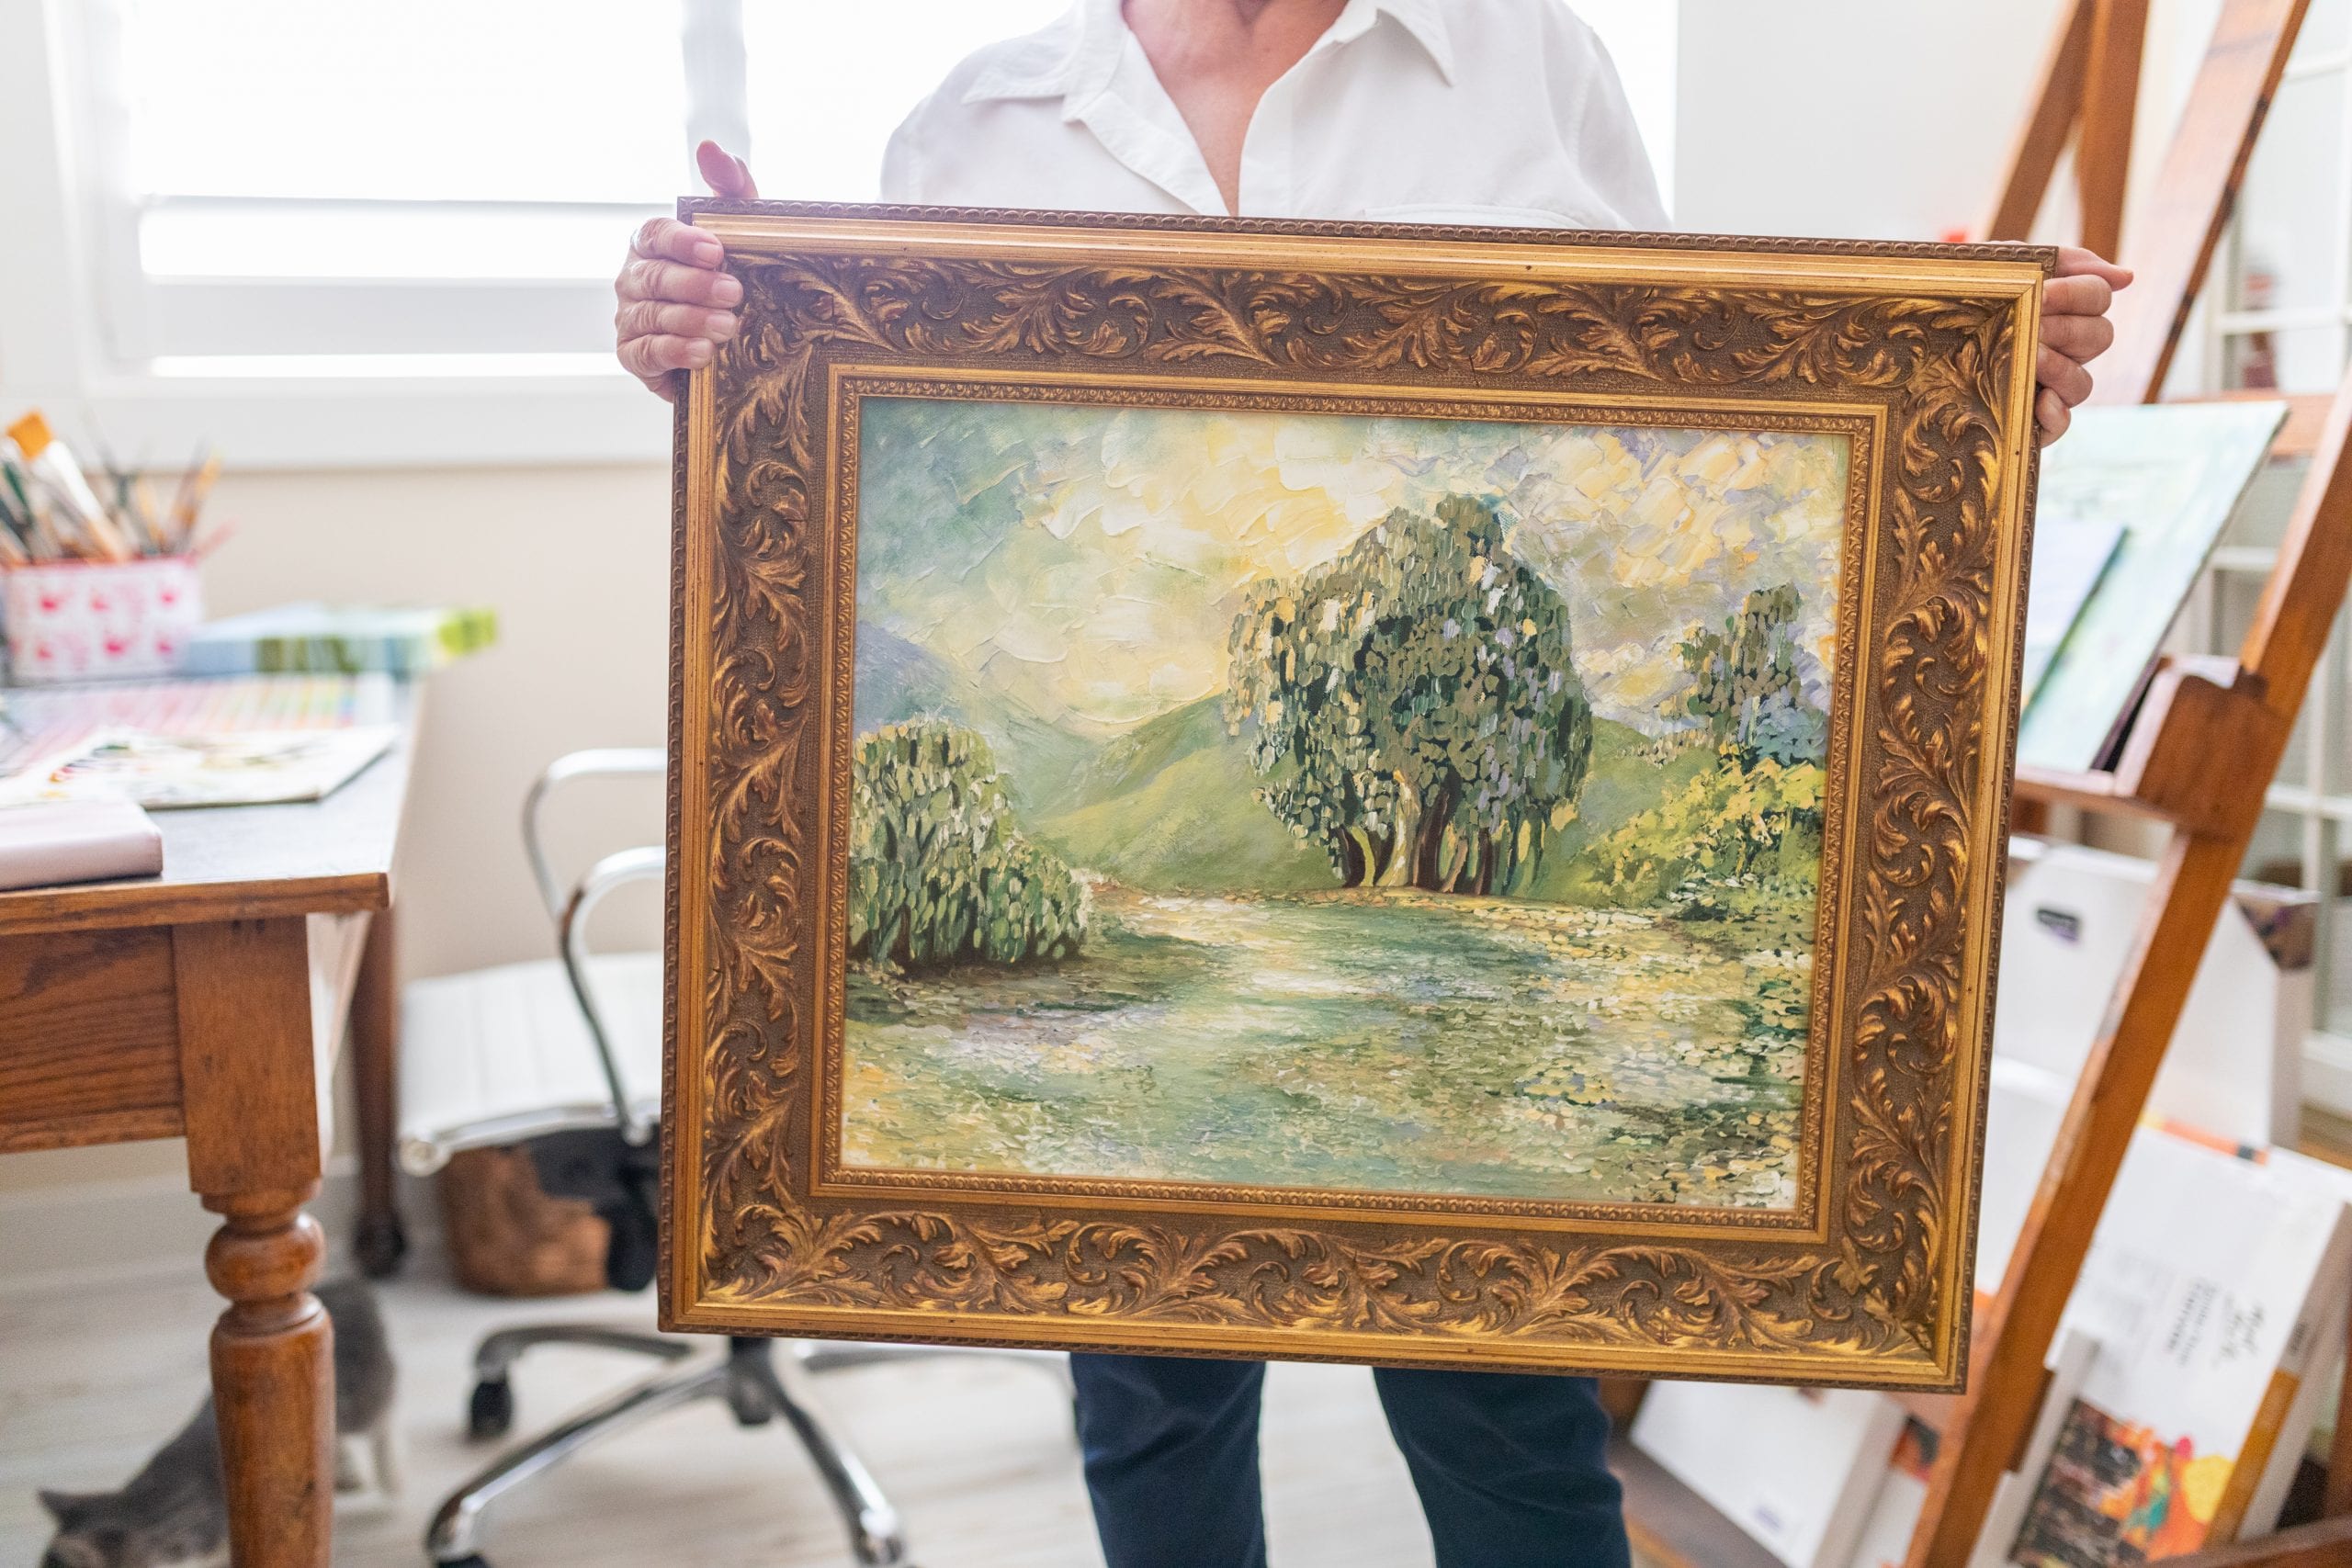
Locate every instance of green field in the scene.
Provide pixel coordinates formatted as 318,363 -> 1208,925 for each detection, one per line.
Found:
844,884 -> 1807,1205
845,617 -> 1819,1207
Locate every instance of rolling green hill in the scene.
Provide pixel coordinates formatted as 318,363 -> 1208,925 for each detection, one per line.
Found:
852,626 -> 1713,904
854,623 -> 1098,813
1033,694 -> 1337,895
1518,717 -> 1716,901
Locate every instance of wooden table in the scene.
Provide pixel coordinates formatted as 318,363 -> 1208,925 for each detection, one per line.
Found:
0,696 -> 419,1568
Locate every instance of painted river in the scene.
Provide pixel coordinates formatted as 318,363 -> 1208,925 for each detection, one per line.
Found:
842,886 -> 1810,1207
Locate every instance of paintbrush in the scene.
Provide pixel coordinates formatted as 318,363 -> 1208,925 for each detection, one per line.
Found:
132,472 -> 165,553
165,445 -> 220,553
88,427 -> 163,556
0,457 -> 35,537
0,478 -> 28,565
186,517 -> 236,563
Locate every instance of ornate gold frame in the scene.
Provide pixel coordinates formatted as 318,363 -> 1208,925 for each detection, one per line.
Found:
662,200 -> 2051,1390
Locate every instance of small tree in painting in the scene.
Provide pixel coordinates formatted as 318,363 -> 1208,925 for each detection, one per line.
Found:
849,719 -> 1089,971
1668,583 -> 1821,765
1225,494 -> 1594,896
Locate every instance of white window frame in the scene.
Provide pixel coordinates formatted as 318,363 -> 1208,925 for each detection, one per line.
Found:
0,0 -> 755,469
2185,20 -> 2352,1111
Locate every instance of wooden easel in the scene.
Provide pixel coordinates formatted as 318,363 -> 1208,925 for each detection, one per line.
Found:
1907,2 -> 2352,1565
1983,0 -> 2150,262
1608,4 -> 2352,1565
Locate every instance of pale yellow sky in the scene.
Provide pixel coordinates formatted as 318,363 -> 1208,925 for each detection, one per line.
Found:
855,400 -> 1849,735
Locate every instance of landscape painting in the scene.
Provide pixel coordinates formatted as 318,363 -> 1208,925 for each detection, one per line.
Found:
840,394 -> 1850,1210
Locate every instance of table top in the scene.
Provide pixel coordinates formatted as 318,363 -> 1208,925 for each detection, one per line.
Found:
0,683 -> 421,938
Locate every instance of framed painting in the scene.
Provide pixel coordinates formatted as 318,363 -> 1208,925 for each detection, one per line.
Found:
662,201 -> 2051,1390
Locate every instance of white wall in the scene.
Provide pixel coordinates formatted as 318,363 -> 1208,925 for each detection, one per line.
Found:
1674,0 -> 2066,241
1674,0 -> 2224,248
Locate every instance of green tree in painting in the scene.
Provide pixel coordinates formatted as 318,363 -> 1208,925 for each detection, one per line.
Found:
849,719 -> 1089,971
1225,494 -> 1594,896
1584,753 -> 1826,907
1669,583 -> 1817,763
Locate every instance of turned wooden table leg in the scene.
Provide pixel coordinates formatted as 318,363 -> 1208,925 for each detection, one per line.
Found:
205,1186 -> 334,1568
351,909 -> 407,1277
175,917 -> 334,1568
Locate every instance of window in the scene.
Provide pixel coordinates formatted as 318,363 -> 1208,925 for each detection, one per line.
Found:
2179,0 -> 2352,1104
109,0 -> 683,363
83,0 -> 1078,369
8,0 -> 1680,464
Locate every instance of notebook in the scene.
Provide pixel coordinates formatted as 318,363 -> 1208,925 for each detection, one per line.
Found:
0,798 -> 163,890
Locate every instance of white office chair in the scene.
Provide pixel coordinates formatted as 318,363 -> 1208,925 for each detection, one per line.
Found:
398,750 -> 1063,1568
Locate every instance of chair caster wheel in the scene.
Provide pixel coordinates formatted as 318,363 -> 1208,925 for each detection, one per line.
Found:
467,1378 -> 514,1441
726,1376 -> 774,1427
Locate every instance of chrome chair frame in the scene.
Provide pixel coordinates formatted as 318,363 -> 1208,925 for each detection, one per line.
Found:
424,750 -> 1064,1568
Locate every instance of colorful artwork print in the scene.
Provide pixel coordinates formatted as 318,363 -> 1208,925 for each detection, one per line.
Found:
2009,1400 -> 2235,1566
842,394 -> 1850,1208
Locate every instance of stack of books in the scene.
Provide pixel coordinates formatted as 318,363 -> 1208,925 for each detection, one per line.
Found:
178,603 -> 496,677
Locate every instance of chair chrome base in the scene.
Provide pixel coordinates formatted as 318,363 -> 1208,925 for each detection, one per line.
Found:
424,1327 -> 1069,1567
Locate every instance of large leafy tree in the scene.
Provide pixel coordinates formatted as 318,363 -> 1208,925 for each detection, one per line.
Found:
849,720 -> 1089,971
1226,494 -> 1593,896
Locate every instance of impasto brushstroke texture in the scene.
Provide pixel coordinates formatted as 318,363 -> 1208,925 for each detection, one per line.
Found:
844,397 -> 1849,1209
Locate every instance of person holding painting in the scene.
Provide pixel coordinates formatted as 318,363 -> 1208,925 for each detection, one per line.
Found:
612,3 -> 2128,1565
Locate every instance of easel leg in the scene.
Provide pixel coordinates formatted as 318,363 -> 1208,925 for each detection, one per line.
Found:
1909,831 -> 2248,1566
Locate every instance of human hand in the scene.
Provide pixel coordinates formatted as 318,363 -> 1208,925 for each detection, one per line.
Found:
2036,246 -> 2134,446
615,141 -> 758,400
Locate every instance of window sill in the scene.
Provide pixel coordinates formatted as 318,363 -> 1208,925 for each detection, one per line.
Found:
2,356 -> 673,471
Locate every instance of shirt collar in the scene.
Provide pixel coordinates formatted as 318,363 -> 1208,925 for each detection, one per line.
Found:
962,0 -> 1456,109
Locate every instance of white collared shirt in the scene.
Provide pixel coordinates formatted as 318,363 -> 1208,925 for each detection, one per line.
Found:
880,0 -> 1669,231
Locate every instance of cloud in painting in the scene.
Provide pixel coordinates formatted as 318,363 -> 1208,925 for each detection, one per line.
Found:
855,398 -> 1848,732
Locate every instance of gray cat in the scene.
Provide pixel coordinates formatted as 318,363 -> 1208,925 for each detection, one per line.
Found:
38,1278 -> 399,1568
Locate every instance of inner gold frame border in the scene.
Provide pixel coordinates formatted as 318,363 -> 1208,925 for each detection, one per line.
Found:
809,367 -> 1877,1241
662,200 -> 2052,1391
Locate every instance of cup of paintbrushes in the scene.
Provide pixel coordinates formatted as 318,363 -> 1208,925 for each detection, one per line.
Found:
1,555 -> 206,684
0,423 -> 227,683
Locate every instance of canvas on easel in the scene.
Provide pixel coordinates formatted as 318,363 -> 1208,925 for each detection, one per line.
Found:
2019,401 -> 2289,773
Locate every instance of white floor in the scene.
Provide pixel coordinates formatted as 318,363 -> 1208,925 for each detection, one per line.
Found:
1,1255 -> 1459,1568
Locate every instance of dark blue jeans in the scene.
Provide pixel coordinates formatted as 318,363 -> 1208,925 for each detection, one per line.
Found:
1069,1354 -> 1629,1568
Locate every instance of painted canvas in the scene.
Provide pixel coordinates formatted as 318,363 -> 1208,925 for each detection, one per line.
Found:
842,397 -> 1847,1209
2018,402 -> 2287,773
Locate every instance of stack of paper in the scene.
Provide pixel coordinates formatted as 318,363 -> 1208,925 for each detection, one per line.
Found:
1996,840 -> 2315,1150
0,727 -> 396,809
